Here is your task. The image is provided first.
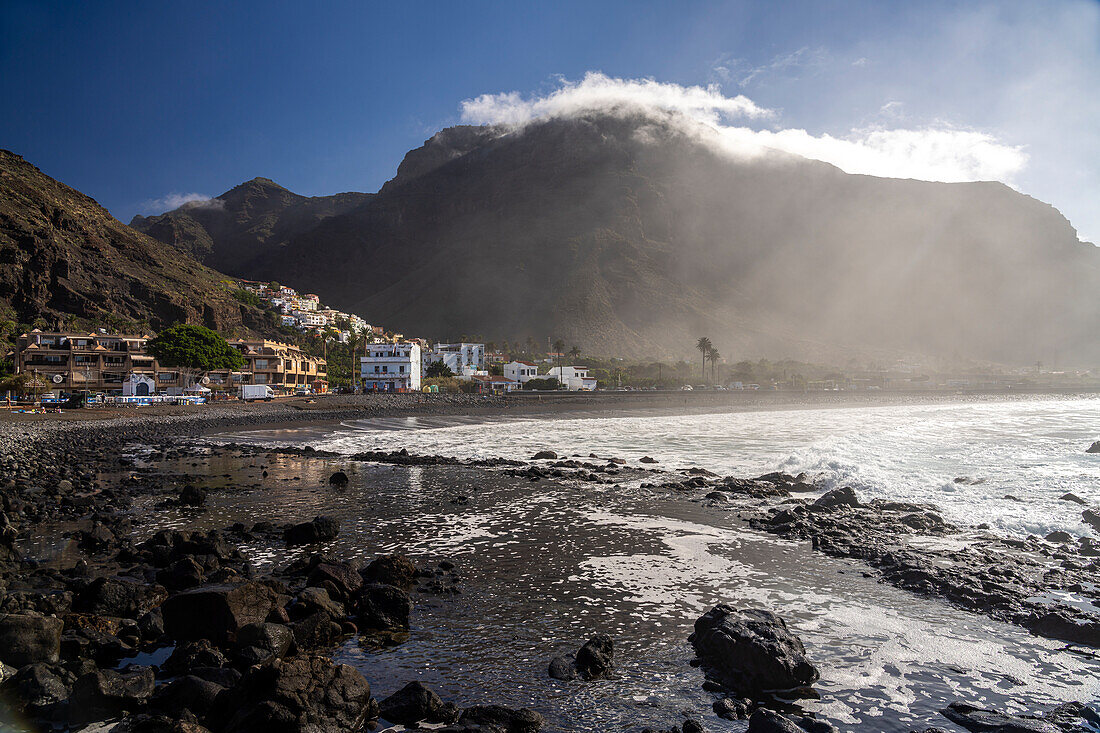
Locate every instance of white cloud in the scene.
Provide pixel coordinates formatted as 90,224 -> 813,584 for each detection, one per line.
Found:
459,73 -> 1027,185
461,71 -> 772,128
139,192 -> 223,215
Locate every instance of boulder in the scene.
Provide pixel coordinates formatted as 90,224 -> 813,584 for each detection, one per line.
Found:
0,613 -> 63,667
356,584 -> 411,631
813,487 -> 861,509
0,662 -> 74,720
1083,509 -> 1100,533
639,456 -> 659,464
234,622 -> 295,666
1059,492 -> 1087,505
291,611 -> 344,650
532,450 -> 557,460
161,639 -> 229,677
75,577 -> 168,619
362,553 -> 418,589
293,586 -> 346,620
1045,531 -> 1074,544
161,582 -> 277,644
378,680 -> 444,725
458,704 -> 544,732
179,485 -> 207,507
284,516 -> 340,546
689,605 -> 819,693
149,674 -> 225,718
1086,441 -> 1100,454
215,655 -> 374,733
69,666 -> 156,724
107,713 -> 213,733
328,471 -> 349,485
549,634 -> 615,681
308,561 -> 362,599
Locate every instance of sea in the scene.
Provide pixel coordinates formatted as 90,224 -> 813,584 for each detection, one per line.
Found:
197,394 -> 1100,732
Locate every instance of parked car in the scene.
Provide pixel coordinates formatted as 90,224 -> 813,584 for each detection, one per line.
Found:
680,385 -> 693,391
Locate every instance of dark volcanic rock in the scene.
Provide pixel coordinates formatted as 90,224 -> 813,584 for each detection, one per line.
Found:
549,634 -> 615,681
234,622 -> 294,666
1086,441 -> 1100,454
0,613 -> 63,667
179,485 -> 207,507
328,471 -> 349,485
532,450 -> 558,460
284,516 -> 340,546
1082,509 -> 1100,532
690,605 -> 819,693
0,662 -> 74,720
361,553 -> 418,589
458,704 -> 544,732
69,666 -> 156,724
813,487 -> 861,510
161,582 -> 277,643
941,701 -> 1058,732
75,576 -> 168,619
378,680 -> 445,725
747,709 -> 833,732
215,655 -> 374,733
356,583 -> 412,631
150,674 -> 225,718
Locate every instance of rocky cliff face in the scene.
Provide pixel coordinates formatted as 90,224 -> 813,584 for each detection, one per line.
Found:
0,150 -> 265,333
133,112 -> 1100,364
130,178 -> 371,276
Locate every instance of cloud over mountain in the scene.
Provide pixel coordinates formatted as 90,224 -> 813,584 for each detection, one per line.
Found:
460,72 -> 1027,184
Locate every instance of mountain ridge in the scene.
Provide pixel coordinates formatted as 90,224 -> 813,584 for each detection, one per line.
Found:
131,112 -> 1100,365
0,149 -> 267,335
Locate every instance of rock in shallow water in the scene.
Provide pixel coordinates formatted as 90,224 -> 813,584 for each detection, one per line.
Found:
548,633 -> 615,681
283,515 -> 340,546
690,605 -> 819,694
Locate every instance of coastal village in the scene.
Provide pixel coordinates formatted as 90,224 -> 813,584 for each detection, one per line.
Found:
4,279 -> 603,403
5,276 -> 1099,405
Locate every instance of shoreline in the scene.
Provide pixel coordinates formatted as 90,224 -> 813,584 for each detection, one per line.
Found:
1,391 -> 1098,732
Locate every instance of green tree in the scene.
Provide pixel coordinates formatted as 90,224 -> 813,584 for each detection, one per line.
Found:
426,360 -> 454,378
146,324 -> 246,388
696,337 -> 712,383
568,345 -> 581,360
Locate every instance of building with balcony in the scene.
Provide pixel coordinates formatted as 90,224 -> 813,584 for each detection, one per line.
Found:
13,330 -> 327,395
214,339 -> 327,392
13,329 -> 174,392
360,342 -> 421,391
424,343 -> 485,378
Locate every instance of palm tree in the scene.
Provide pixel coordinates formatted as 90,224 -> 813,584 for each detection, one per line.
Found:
568,345 -> 581,360
552,338 -> 565,386
695,337 -> 712,383
707,346 -> 721,384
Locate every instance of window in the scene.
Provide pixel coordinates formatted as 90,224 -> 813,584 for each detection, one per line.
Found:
254,374 -> 268,384
255,359 -> 269,369
374,366 -> 380,373
158,372 -> 178,384
382,366 -> 388,373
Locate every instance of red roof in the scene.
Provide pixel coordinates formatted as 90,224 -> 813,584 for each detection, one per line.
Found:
472,375 -> 518,383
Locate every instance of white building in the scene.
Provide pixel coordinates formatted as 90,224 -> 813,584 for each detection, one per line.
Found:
544,365 -> 598,391
361,342 -> 421,391
503,361 -> 540,384
424,343 -> 485,376
294,311 -> 328,328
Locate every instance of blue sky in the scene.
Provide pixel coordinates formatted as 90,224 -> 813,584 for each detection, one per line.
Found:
2,0 -> 1098,241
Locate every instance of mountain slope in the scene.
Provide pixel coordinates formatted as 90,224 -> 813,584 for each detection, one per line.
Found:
0,149 -> 266,333
129,177 -> 371,275
137,112 -> 1100,365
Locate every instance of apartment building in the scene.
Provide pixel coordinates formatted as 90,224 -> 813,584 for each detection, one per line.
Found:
213,339 -> 327,392
13,330 -> 176,392
13,330 -> 327,394
424,342 -> 486,378
360,342 -> 421,391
